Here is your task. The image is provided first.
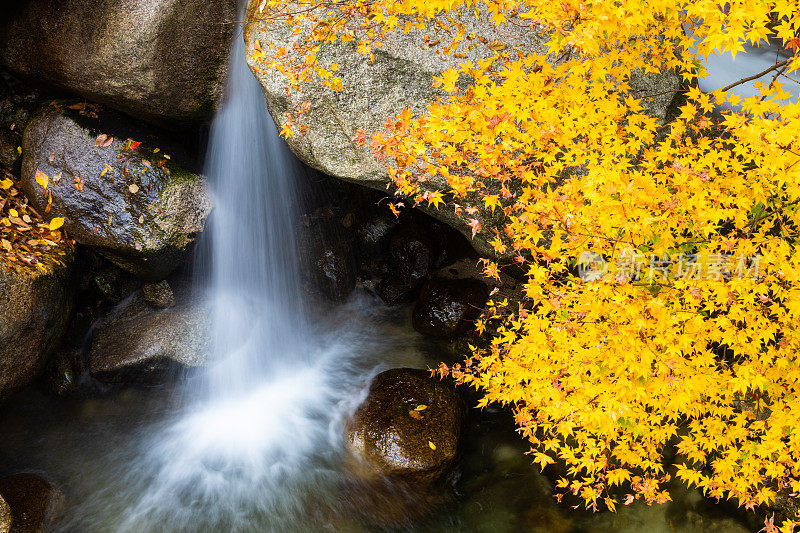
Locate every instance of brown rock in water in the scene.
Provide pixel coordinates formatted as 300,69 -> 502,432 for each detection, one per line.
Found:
412,278 -> 488,339
0,473 -> 64,533
346,368 -> 466,485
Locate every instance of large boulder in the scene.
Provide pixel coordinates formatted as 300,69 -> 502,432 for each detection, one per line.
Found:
0,0 -> 236,129
0,258 -> 76,403
21,103 -> 213,280
89,291 -> 211,385
0,474 -> 64,533
244,2 -> 680,255
346,368 -> 466,485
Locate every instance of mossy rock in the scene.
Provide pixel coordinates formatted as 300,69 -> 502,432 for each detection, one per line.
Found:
21,103 -> 212,279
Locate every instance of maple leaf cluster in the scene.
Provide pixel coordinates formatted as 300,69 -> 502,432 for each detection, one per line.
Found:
263,0 -> 800,527
0,171 -> 71,273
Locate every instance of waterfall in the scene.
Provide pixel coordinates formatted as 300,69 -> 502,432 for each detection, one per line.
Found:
200,5 -> 306,398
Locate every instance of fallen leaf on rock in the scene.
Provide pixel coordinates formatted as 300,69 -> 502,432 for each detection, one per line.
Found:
100,164 -> 113,178
35,170 -> 49,190
129,184 -> 139,194
0,178 -> 12,189
409,410 -> 423,420
49,217 -> 64,231
95,134 -> 114,148
415,405 -> 428,411
428,441 -> 436,450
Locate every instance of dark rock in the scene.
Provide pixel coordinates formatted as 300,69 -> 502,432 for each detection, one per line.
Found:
356,210 -> 399,260
21,103 -> 212,279
89,292 -> 210,385
297,217 -> 357,302
387,223 -> 433,291
312,239 -> 356,302
0,493 -> 9,533
142,280 -> 176,308
374,279 -> 415,306
0,256 -> 77,403
40,347 -> 86,398
0,130 -> 19,171
0,473 -> 64,533
0,0 -> 236,129
92,266 -> 141,305
412,278 -> 488,339
346,368 -> 466,485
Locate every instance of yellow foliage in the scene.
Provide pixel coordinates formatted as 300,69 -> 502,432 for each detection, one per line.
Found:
266,0 -> 800,526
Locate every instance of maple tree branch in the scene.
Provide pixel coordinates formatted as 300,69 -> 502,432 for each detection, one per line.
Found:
720,58 -> 792,93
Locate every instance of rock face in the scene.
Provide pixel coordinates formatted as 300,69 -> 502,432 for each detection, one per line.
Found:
0,258 -> 76,403
0,0 -> 236,128
0,493 -> 10,533
89,292 -> 211,385
413,278 -> 488,339
346,368 -> 466,485
0,473 -> 65,533
142,280 -> 176,308
21,103 -> 213,280
244,2 -> 680,255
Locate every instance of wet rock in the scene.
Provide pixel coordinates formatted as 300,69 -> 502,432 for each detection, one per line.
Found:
0,256 -> 77,403
346,368 -> 466,485
40,347 -> 86,398
412,278 -> 488,339
374,278 -> 415,306
0,130 -> 19,171
297,217 -> 358,302
89,292 -> 211,385
356,211 -> 398,261
312,239 -> 356,302
21,103 -> 213,279
142,280 -> 176,308
0,493 -> 9,533
245,2 -> 679,255
0,473 -> 64,533
92,266 -> 141,305
0,0 -> 236,128
387,223 -> 433,291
